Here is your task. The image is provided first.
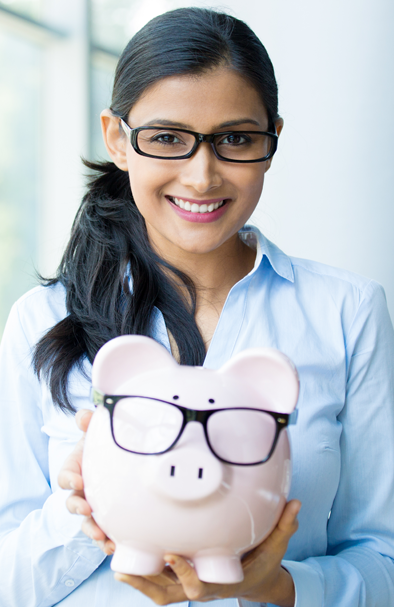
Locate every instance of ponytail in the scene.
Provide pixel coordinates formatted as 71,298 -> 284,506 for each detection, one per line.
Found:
33,160 -> 205,412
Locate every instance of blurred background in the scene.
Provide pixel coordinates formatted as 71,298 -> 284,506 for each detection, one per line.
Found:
0,0 -> 393,336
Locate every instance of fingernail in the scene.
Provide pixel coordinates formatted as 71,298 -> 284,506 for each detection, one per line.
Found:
70,482 -> 76,490
76,507 -> 81,515
164,555 -> 176,566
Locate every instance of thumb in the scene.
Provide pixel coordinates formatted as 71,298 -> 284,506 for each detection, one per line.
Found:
75,409 -> 93,432
260,500 -> 301,554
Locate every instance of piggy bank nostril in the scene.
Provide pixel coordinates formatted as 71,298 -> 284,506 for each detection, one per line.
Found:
198,468 -> 203,479
170,466 -> 176,477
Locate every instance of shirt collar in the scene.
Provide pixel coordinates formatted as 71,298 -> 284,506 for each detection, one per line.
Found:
127,224 -> 295,288
239,225 -> 295,283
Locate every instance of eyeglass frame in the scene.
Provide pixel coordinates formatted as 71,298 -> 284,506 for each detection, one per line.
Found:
92,388 -> 291,466
119,119 -> 278,164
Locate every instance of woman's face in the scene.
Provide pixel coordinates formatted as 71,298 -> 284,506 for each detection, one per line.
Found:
103,67 -> 281,260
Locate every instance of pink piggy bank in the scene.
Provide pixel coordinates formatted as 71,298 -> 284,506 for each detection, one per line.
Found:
83,335 -> 299,584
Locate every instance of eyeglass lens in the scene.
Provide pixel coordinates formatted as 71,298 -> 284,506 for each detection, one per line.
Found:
113,397 -> 183,454
137,128 -> 274,161
112,397 -> 278,464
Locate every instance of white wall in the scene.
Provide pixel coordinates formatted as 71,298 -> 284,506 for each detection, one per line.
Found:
6,0 -> 392,323
213,0 -> 394,320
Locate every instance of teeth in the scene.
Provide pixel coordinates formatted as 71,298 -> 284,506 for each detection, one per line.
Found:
171,197 -> 225,214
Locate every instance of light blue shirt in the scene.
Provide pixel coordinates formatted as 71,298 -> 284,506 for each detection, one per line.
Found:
1,226 -> 394,607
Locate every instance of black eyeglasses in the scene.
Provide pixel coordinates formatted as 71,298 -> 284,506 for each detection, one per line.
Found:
120,119 -> 278,163
93,389 -> 290,466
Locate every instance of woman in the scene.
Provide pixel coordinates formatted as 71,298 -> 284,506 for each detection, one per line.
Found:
0,7 -> 393,607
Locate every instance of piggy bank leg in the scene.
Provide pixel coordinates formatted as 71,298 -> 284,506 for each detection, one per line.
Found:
111,544 -> 164,576
194,553 -> 244,584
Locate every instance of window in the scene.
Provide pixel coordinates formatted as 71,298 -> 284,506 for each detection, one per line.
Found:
0,0 -> 198,335
0,22 -> 41,332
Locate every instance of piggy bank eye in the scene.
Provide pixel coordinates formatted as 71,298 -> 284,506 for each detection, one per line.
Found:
172,395 -> 179,400
208,398 -> 215,404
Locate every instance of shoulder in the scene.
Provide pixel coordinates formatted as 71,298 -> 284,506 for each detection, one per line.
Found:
251,227 -> 390,337
288,255 -> 388,318
285,257 -> 392,355
5,282 -> 67,347
249,226 -> 378,301
290,255 -> 373,293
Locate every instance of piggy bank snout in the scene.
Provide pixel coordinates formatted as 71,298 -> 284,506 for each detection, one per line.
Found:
151,422 -> 224,502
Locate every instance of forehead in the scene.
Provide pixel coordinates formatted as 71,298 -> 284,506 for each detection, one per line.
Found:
127,67 -> 269,131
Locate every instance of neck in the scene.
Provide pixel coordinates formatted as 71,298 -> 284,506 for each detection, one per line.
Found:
150,231 -> 256,307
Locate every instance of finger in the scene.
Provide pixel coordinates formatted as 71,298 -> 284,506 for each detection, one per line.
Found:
81,515 -> 108,542
57,438 -> 85,490
114,572 -> 188,605
143,566 -> 180,586
277,499 -> 301,534
259,500 -> 301,554
92,538 -> 116,555
66,493 -> 92,516
164,555 -> 207,601
59,470 -> 84,492
75,409 -> 93,432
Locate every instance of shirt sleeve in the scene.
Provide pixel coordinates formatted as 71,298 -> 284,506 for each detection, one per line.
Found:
280,281 -> 394,606
0,302 -> 106,607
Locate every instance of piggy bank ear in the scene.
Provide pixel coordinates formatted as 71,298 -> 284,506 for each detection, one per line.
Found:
92,335 -> 177,394
220,348 -> 299,413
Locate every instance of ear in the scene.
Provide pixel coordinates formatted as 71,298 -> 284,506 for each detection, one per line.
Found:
219,347 -> 299,413
265,117 -> 284,172
275,117 -> 284,137
92,335 -> 178,393
100,109 -> 129,171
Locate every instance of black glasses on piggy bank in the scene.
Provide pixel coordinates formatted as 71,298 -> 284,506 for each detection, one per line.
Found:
93,390 -> 291,466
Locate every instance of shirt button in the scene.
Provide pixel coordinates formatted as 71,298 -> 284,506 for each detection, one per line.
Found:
65,579 -> 75,587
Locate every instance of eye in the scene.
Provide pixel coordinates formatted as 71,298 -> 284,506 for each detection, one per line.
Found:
152,132 -> 180,144
218,132 -> 251,146
146,130 -> 188,146
208,398 -> 215,404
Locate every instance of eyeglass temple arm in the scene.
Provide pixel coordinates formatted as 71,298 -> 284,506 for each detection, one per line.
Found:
120,118 -> 131,137
91,387 -> 105,407
288,409 -> 298,425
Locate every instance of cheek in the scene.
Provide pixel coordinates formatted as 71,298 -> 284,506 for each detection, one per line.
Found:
232,165 -> 266,201
126,153 -> 174,204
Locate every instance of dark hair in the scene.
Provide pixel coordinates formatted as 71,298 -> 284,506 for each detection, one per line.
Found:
33,7 -> 280,413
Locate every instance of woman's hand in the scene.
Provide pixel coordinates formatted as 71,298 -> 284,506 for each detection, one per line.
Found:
115,499 -> 301,607
57,409 -> 115,556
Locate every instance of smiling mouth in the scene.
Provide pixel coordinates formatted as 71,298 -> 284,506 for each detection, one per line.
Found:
167,196 -> 228,214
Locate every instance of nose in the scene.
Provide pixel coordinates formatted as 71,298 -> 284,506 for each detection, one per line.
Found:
152,422 -> 224,502
179,142 -> 223,194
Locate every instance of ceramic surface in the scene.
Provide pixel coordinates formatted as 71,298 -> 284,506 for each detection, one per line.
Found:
83,336 -> 299,583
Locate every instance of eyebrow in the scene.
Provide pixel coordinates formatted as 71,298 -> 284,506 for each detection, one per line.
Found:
142,118 -> 261,129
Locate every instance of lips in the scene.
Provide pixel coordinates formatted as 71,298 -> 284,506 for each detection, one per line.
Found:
167,196 -> 228,214
165,195 -> 230,223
